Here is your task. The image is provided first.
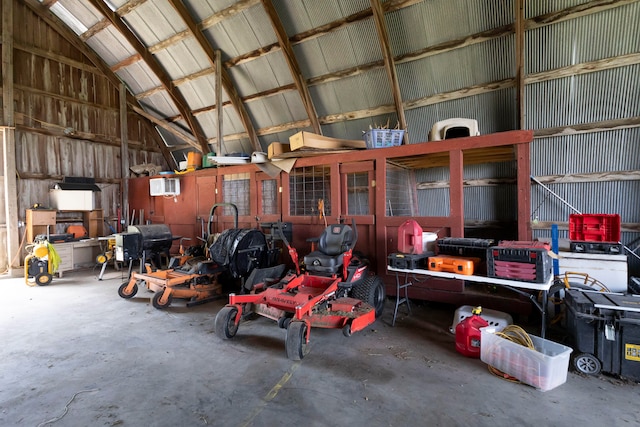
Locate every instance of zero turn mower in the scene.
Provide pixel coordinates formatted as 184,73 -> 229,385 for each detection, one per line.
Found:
215,219 -> 386,360
118,203 -> 280,309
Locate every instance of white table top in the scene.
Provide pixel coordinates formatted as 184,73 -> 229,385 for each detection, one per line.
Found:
387,266 -> 554,291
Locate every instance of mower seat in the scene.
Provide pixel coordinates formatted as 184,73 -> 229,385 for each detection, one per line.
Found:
304,224 -> 353,275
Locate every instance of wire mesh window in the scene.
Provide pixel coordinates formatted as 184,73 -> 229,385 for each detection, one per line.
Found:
223,173 -> 250,216
386,163 -> 417,216
346,172 -> 369,215
289,166 -> 331,216
261,179 -> 278,215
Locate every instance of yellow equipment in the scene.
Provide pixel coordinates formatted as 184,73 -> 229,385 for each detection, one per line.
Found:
24,238 -> 60,286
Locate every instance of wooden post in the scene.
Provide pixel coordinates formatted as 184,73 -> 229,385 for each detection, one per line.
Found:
449,150 -> 464,237
216,50 -> 223,157
2,0 -> 20,273
370,0 -> 408,142
515,0 -> 525,129
120,83 -> 130,228
516,143 -> 532,240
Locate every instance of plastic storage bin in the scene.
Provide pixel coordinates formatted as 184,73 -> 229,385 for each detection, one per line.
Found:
437,237 -> 495,261
428,255 -> 479,275
363,129 -> 405,148
487,246 -> 552,283
569,213 -> 621,242
480,327 -> 573,391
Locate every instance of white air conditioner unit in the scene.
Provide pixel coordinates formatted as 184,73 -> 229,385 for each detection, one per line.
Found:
149,178 -> 180,196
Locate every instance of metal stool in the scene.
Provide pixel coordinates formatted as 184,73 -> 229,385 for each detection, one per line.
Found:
392,271 -> 412,326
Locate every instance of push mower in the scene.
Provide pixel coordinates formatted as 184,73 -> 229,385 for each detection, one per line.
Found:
215,219 -> 386,360
118,203 -> 279,309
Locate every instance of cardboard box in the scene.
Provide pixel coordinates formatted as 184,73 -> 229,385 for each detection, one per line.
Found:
289,131 -> 366,151
268,142 -> 291,159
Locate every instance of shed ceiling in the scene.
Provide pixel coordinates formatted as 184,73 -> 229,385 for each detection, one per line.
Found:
23,0 -> 640,162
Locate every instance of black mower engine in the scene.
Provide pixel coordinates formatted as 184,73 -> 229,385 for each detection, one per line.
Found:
209,228 -> 280,278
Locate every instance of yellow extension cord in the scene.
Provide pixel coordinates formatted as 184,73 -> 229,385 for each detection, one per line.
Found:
487,325 -> 536,382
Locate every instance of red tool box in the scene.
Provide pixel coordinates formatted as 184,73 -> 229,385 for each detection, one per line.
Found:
569,214 -> 621,243
487,246 -> 552,283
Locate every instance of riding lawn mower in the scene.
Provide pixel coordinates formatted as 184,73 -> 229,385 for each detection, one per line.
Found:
215,219 -> 386,360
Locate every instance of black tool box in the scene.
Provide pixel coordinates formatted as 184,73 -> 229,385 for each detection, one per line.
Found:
436,238 -> 495,261
388,252 -> 432,270
564,289 -> 640,381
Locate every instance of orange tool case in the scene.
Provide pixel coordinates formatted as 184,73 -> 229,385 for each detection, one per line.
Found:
427,255 -> 480,275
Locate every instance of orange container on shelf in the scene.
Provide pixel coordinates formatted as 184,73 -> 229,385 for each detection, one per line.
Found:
427,255 -> 480,275
187,152 -> 202,170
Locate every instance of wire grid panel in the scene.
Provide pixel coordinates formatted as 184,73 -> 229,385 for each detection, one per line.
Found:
346,172 -> 369,215
222,173 -> 250,216
289,166 -> 331,216
386,163 -> 417,217
261,179 -> 278,215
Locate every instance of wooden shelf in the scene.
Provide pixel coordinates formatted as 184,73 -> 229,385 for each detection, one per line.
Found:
26,209 -> 104,242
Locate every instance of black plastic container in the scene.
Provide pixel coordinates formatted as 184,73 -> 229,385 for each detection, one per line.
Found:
564,289 -> 640,381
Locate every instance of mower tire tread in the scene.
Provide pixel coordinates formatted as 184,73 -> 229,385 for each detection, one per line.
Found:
351,275 -> 386,318
152,291 -> 172,309
215,306 -> 239,339
118,281 -> 138,299
286,321 -> 309,360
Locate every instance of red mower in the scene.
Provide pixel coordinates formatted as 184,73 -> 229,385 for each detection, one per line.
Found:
214,220 -> 386,360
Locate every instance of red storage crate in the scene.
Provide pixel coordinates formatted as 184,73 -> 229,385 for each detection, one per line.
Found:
569,214 -> 621,243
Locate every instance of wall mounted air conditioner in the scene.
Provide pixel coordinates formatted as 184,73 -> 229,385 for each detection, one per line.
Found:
149,178 -> 180,196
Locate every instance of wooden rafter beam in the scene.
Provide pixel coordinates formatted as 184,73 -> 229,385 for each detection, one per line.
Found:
86,0 -> 210,154
534,116 -> 640,138
128,104 -> 199,150
526,0 -> 639,30
260,0 -> 321,135
370,0 -> 407,139
166,0 -> 261,152
80,18 -> 110,42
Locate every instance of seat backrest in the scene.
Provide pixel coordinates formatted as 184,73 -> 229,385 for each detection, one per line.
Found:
318,224 -> 353,256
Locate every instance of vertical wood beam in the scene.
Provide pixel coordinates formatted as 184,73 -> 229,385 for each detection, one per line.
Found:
515,0 -> 526,129
216,50 -> 223,156
369,0 -> 408,141
516,143 -> 532,240
261,0 -> 321,135
166,0 -> 260,152
449,150 -> 464,237
120,83 -> 130,228
2,0 -> 19,272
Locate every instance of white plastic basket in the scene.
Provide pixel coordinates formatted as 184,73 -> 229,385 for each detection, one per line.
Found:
363,129 -> 405,148
449,305 -> 513,334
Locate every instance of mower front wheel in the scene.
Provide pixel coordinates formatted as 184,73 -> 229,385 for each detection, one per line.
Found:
118,281 -> 138,299
286,321 -> 309,360
215,306 -> 239,339
152,291 -> 172,309
35,272 -> 53,286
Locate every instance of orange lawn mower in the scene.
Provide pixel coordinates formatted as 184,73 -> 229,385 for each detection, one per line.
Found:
215,219 -> 386,360
118,203 -> 279,309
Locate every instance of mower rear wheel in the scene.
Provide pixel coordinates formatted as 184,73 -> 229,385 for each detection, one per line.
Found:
35,273 -> 53,286
286,321 -> 309,360
118,282 -> 138,299
342,323 -> 352,337
215,306 -> 239,339
152,291 -> 172,309
352,275 -> 386,318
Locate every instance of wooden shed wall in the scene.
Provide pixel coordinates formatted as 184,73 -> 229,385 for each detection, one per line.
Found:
0,2 -> 167,269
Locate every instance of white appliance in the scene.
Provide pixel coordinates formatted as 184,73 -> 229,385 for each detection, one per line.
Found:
149,178 -> 180,196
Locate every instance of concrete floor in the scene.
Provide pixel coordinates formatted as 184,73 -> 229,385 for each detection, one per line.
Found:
1,268 -> 638,427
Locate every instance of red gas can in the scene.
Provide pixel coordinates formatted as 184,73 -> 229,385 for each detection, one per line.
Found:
455,306 -> 489,358
397,219 -> 423,254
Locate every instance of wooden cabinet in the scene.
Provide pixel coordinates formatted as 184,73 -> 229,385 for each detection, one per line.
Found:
26,209 -> 56,243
